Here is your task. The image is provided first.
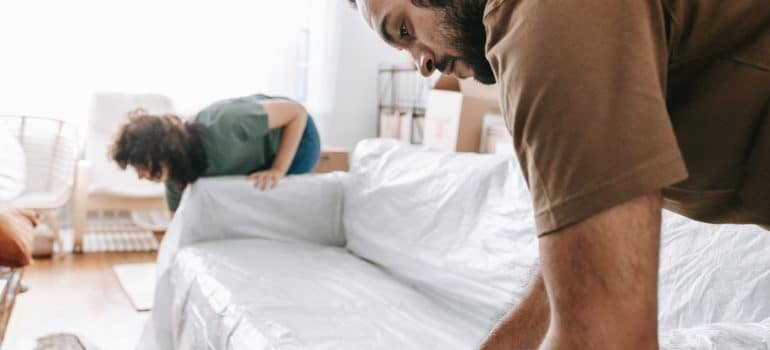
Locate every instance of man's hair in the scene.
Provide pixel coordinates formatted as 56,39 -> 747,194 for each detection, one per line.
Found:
411,0 -> 451,6
110,109 -> 208,189
346,0 -> 449,8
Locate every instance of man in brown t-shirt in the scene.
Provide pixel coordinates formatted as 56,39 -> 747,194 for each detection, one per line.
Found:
349,0 -> 769,349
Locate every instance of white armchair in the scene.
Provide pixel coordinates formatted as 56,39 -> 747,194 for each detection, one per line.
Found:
0,115 -> 79,255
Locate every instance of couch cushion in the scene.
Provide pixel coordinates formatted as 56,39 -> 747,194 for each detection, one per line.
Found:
344,139 -> 539,325
168,239 -> 488,350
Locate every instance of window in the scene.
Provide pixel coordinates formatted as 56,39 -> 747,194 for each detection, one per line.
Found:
0,0 -> 313,124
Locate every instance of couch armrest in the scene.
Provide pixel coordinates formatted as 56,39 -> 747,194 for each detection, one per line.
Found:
158,173 -> 346,267
149,173 -> 346,350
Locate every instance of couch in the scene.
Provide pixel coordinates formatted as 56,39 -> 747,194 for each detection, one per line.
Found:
141,139 -> 770,349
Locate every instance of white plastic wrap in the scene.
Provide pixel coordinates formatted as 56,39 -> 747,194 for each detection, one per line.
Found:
141,139 -> 770,350
148,173 -> 347,350
168,239 -> 486,350
169,174 -> 343,248
659,211 -> 770,330
659,318 -> 770,349
344,139 -> 539,326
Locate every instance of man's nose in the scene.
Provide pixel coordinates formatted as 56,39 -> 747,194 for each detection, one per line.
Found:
410,48 -> 436,77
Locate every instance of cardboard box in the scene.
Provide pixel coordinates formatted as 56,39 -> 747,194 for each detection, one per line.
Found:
313,148 -> 350,173
480,112 -> 514,154
379,110 -> 413,143
423,75 -> 500,152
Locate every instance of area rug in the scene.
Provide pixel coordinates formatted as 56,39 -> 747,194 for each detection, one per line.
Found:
112,262 -> 156,311
81,213 -> 160,253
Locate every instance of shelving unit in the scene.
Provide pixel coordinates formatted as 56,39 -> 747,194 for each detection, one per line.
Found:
376,64 -> 432,144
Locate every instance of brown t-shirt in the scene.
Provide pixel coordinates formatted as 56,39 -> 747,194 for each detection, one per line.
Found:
484,0 -> 770,235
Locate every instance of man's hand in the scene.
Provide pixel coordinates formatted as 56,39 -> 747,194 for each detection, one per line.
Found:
248,168 -> 286,191
478,269 -> 550,350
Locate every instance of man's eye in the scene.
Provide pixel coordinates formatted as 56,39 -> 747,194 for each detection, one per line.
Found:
399,22 -> 410,39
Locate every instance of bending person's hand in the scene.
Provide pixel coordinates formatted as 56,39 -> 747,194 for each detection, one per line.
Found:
248,168 -> 286,191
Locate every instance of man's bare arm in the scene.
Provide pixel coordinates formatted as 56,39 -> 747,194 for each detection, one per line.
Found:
478,268 -> 549,350
479,192 -> 663,350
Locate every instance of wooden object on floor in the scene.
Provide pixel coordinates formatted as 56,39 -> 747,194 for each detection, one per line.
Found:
3,252 -> 156,350
0,267 -> 23,345
314,148 -> 350,173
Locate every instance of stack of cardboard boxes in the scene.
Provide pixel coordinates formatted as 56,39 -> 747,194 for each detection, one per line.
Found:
314,75 -> 509,175
423,75 -> 507,153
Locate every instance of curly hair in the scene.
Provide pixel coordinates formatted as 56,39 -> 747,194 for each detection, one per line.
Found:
111,109 -> 208,189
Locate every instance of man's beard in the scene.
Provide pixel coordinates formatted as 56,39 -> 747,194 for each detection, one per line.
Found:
416,0 -> 496,85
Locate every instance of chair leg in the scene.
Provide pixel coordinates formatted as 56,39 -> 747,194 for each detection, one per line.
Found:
41,211 -> 63,254
73,160 -> 92,254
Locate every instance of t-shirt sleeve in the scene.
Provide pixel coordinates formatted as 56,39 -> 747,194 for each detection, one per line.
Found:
164,181 -> 182,212
484,0 -> 689,235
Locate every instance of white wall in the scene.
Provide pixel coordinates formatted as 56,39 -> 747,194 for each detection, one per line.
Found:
0,0 -> 408,151
308,1 -> 410,150
0,0 -> 314,131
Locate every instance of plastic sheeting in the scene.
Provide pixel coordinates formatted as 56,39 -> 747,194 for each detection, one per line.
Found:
658,211 -> 770,330
168,239 -> 486,349
659,318 -> 770,349
141,139 -> 770,350
345,139 -> 539,326
147,173 -> 347,350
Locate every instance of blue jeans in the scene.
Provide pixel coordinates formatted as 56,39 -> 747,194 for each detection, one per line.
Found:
287,115 -> 321,175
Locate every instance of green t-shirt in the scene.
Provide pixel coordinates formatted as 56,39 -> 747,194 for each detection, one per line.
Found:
165,94 -> 282,211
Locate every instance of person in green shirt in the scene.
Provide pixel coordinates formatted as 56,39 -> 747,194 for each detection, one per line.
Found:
110,94 -> 321,213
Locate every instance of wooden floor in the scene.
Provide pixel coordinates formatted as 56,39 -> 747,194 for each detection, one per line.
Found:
3,252 -> 157,350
